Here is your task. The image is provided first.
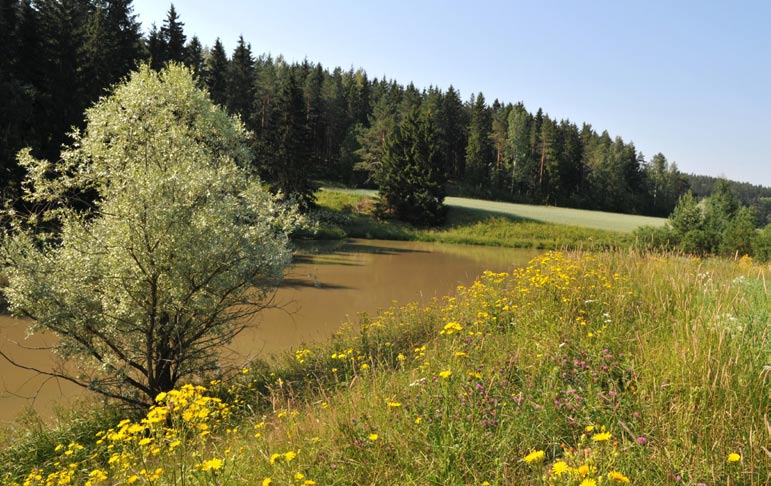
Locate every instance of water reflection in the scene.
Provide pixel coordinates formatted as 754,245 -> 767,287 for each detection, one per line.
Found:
0,239 -> 539,422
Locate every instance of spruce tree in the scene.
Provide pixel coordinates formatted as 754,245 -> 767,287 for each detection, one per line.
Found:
226,36 -> 255,126
465,92 -> 492,189
161,3 -> 185,63
376,109 -> 446,226
185,35 -> 204,81
147,23 -> 165,70
203,38 -> 228,106
264,70 -> 315,209
442,85 -> 467,179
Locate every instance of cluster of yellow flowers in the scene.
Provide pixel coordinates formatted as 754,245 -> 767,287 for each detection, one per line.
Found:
22,384 -> 231,486
521,426 -> 632,486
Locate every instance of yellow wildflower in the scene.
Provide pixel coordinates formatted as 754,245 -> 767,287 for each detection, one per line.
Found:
284,450 -> 297,462
200,458 -> 224,471
608,470 -> 630,483
552,461 -> 569,476
440,321 -> 463,335
591,431 -> 612,442
262,478 -> 272,486
579,479 -> 597,486
387,401 -> 402,408
727,452 -> 741,463
439,369 -> 452,379
523,450 -> 545,464
368,433 -> 379,441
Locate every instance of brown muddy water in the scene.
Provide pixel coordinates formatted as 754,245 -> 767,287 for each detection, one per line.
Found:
0,239 -> 539,422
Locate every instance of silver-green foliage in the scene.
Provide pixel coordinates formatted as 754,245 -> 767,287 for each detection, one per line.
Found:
1,64 -> 301,406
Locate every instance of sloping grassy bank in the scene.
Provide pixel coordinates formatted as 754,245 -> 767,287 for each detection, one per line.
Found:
2,251 -> 767,485
311,189 -> 634,250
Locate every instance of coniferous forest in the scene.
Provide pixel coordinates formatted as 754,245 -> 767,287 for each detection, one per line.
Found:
2,1 -> 770,220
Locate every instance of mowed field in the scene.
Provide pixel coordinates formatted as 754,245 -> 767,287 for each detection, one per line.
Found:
325,188 -> 667,233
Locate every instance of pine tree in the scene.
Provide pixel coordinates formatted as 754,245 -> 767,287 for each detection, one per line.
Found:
34,0 -> 91,161
263,70 -> 315,209
441,85 -> 467,179
376,109 -> 446,226
203,38 -> 228,106
147,23 -> 165,70
303,62 -> 325,172
703,179 -> 740,252
667,191 -> 705,254
0,0 -> 32,200
161,3 -> 185,63
489,100 -> 509,190
104,0 -> 143,78
354,83 -> 400,182
465,92 -> 492,189
226,36 -> 255,125
321,66 -> 351,181
185,35 -> 204,81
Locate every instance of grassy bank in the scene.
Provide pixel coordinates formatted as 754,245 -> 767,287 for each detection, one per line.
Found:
310,189 -> 636,250
2,251 -> 767,485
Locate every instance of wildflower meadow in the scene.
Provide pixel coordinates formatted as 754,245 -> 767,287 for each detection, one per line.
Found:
1,251 -> 767,485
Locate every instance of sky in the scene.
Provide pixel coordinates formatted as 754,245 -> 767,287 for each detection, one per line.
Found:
131,0 -> 771,187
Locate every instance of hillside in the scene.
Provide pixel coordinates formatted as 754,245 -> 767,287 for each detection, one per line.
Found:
2,251 -> 766,485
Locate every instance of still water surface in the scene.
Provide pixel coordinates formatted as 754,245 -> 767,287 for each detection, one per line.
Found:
0,239 -> 539,422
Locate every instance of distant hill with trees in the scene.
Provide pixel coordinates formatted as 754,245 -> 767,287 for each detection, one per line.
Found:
2,1 -> 768,222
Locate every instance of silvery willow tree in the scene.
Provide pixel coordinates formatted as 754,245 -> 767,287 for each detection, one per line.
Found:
0,64 -> 301,407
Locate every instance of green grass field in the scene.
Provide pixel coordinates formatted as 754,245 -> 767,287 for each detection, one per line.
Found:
310,188 -> 653,250
323,188 -> 667,233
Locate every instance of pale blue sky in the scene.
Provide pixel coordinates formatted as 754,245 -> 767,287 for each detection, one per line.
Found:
131,0 -> 771,186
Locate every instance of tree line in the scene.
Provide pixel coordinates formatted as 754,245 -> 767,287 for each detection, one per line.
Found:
2,1 -> 769,221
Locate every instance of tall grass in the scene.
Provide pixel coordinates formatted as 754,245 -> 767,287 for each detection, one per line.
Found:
2,251 -> 767,485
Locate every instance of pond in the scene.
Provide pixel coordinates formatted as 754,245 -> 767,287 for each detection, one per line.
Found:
0,239 -> 539,422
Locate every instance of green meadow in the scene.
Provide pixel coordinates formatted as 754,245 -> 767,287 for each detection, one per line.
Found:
310,188 -> 663,250
2,250 -> 767,485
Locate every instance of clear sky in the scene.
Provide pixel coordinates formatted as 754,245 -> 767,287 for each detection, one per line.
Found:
131,0 -> 771,187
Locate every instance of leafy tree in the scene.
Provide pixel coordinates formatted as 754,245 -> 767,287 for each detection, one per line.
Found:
505,102 -> 533,196
0,65 -> 300,407
376,109 -> 446,226
752,224 -> 771,262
